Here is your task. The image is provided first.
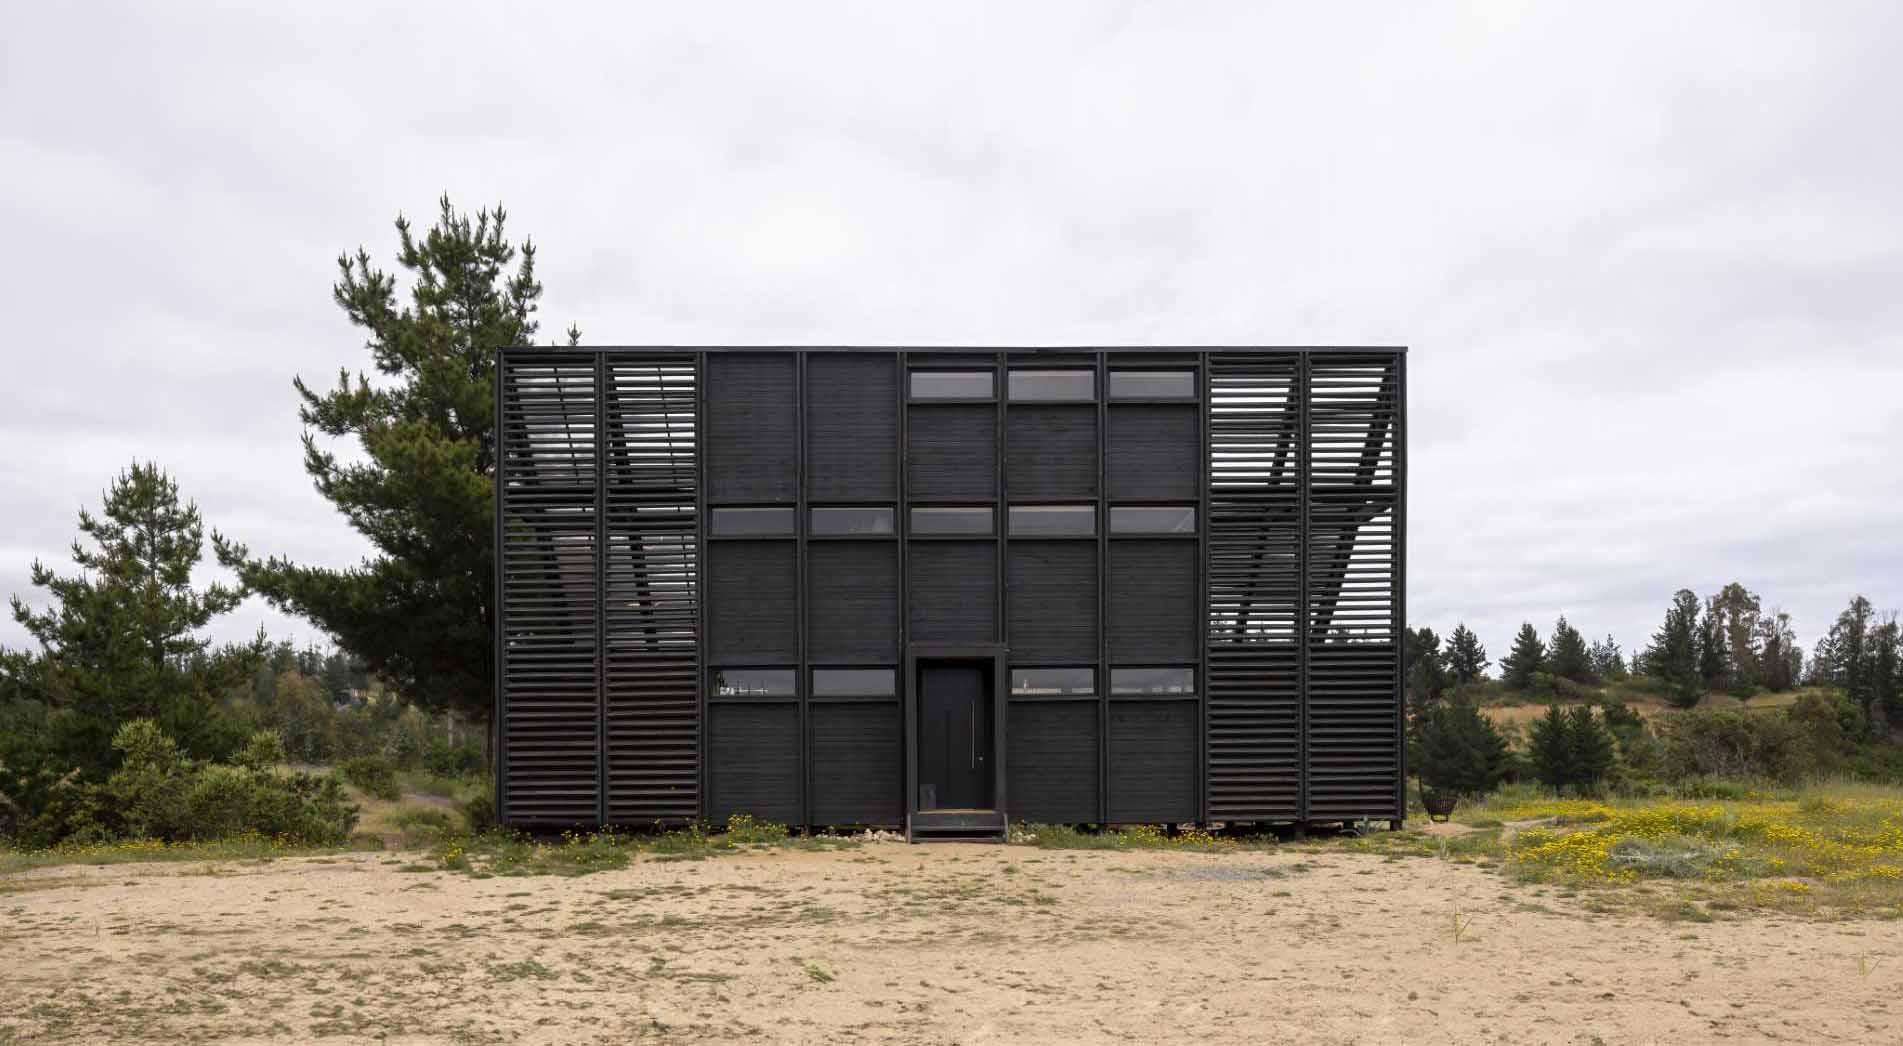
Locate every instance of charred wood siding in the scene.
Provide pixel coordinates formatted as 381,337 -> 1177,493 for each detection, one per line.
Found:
806,354 -> 897,501
807,543 -> 900,663
909,541 -> 998,645
809,702 -> 903,825
1108,700 -> 1197,822
1007,406 -> 1097,498
497,346 -> 1404,830
1107,541 -> 1198,664
706,354 -> 797,502
908,405 -> 998,499
1006,541 -> 1097,662
1007,701 -> 1099,823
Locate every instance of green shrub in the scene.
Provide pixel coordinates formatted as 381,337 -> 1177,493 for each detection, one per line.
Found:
87,721 -> 359,844
424,741 -> 485,779
1412,700 -> 1510,795
337,755 -> 401,801
1656,709 -> 1819,783
461,783 -> 498,834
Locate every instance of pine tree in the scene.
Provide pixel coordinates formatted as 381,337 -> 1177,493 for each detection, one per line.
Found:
1647,589 -> 1704,708
1565,705 -> 1616,791
1589,635 -> 1627,681
1413,700 -> 1510,796
1697,606 -> 1730,692
1872,617 -> 1902,729
1447,623 -> 1489,684
1528,704 -> 1573,792
1405,627 -> 1452,709
1755,609 -> 1802,692
1549,615 -> 1593,683
1814,596 -> 1876,731
1707,583 -> 1763,694
9,463 -> 259,765
1500,622 -> 1548,692
216,198 -> 578,732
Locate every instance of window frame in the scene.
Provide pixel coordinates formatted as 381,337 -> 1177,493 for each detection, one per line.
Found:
1107,368 -> 1199,402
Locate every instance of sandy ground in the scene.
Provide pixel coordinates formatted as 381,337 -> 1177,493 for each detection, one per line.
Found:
5,843 -> 1901,1044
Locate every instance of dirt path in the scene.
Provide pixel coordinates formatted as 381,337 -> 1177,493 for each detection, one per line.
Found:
4,843 -> 1899,1044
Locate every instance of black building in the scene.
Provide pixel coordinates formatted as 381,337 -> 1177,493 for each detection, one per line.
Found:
495,347 -> 1404,840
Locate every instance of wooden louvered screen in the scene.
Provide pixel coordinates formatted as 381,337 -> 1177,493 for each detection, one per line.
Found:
498,354 -> 601,825
1304,354 -> 1402,820
499,350 -> 701,827
1205,354 -> 1304,821
601,356 -> 700,823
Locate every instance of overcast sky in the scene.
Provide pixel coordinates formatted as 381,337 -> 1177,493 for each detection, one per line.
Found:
3,3 -> 1899,666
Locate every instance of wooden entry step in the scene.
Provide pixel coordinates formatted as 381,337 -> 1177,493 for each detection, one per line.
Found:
907,808 -> 1007,844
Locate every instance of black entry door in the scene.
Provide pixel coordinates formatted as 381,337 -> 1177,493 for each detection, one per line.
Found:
917,662 -> 992,810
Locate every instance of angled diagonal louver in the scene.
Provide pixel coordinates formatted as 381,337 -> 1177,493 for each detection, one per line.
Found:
497,347 -> 1404,834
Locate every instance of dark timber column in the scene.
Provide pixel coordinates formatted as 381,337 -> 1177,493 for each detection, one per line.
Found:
1302,353 -> 1402,822
1204,352 -> 1303,823
497,351 -> 602,827
598,353 -> 702,823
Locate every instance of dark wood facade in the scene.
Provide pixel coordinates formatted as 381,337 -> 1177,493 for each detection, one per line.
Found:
496,347 -> 1405,831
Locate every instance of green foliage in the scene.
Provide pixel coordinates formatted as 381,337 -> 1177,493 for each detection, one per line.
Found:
1412,700 -> 1511,795
98,720 -> 358,845
216,197 -> 577,728
7,462 -> 260,767
1588,634 -> 1627,682
1549,616 -> 1593,684
461,785 -> 498,835
1655,709 -> 1822,783
1706,583 -> 1762,694
1528,705 -> 1572,791
337,755 -> 401,801
1525,705 -> 1615,794
1446,623 -> 1489,684
1500,622 -> 1547,692
1647,589 -> 1705,708
1404,626 -> 1452,708
1565,705 -> 1616,789
425,741 -> 485,778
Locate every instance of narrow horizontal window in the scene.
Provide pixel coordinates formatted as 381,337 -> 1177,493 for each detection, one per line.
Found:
709,507 -> 794,536
910,506 -> 994,535
1010,667 -> 1095,695
1008,369 -> 1095,402
909,371 -> 994,400
1109,370 -> 1196,400
1111,667 -> 1195,694
712,668 -> 796,696
810,506 -> 895,536
1008,504 -> 1096,537
1109,506 -> 1196,534
812,668 -> 896,697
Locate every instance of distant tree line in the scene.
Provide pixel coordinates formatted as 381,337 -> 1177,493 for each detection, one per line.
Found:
1409,583 -> 1900,721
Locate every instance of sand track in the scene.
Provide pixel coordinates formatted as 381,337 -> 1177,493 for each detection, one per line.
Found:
4,844 -> 1900,1044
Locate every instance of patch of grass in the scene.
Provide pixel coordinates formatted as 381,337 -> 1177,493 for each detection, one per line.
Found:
489,959 -> 556,982
1331,779 -> 1903,917
1011,823 -> 1275,851
0,834 -> 375,874
437,814 -> 854,878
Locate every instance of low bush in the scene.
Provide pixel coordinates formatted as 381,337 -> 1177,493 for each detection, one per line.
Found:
461,785 -> 498,835
337,755 -> 401,801
424,741 -> 485,779
80,721 -> 359,845
1656,709 -> 1821,783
